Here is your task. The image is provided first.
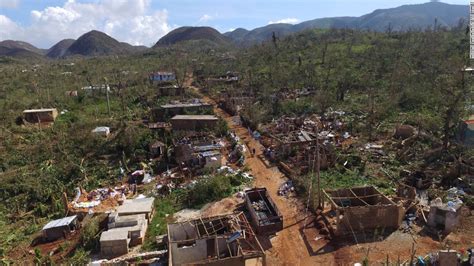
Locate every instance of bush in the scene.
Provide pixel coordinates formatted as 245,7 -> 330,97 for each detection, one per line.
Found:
78,214 -> 105,251
186,173 -> 247,208
67,248 -> 90,265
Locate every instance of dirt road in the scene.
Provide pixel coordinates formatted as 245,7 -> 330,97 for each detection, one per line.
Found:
192,84 -> 473,265
199,93 -> 338,265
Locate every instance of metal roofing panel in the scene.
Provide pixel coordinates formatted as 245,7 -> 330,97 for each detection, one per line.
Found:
161,103 -> 210,108
23,108 -> 57,113
200,151 -> 221,157
42,215 -> 77,230
193,144 -> 222,152
171,115 -> 218,120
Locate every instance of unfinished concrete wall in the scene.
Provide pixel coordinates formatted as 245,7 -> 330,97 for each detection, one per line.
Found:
168,223 -> 197,241
427,206 -> 460,233
216,237 -> 229,255
24,109 -> 58,123
170,239 -> 208,265
336,205 -> 404,235
170,117 -> 218,131
100,234 -> 130,258
202,258 -> 246,266
43,225 -> 71,241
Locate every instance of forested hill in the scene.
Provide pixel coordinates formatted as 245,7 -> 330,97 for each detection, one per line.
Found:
154,26 -> 231,47
225,1 -> 469,45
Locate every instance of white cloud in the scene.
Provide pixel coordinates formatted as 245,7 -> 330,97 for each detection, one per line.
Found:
268,18 -> 300,25
0,0 -> 171,48
198,14 -> 213,23
0,0 -> 20,9
0,15 -> 22,38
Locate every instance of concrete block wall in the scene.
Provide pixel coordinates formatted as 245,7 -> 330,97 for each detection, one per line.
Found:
100,238 -> 130,258
336,205 -> 403,235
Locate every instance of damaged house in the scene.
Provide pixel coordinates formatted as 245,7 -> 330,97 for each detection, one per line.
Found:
244,188 -> 283,234
265,129 -> 335,175
323,186 -> 404,236
167,212 -> 265,266
149,71 -> 176,84
219,89 -> 255,116
100,213 -> 148,258
150,72 -> 182,96
170,115 -> 218,131
206,71 -> 239,87
156,85 -> 185,97
174,136 -> 223,170
100,197 -> 154,258
152,100 -> 213,121
23,108 -> 58,125
81,84 -> 111,93
42,215 -> 79,242
260,115 -> 355,176
459,115 -> 474,147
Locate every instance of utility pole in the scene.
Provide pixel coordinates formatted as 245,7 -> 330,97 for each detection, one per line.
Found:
316,123 -> 321,208
104,77 -> 111,117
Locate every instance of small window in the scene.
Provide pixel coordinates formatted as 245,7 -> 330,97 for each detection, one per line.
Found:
178,240 -> 196,248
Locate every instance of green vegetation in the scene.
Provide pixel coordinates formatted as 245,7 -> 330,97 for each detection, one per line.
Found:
186,172 -> 249,208
142,196 -> 179,251
0,23 -> 473,262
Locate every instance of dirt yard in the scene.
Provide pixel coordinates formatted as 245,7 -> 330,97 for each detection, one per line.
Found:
197,90 -> 474,266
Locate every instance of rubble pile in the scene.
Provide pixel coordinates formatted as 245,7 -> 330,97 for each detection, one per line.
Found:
70,186 -> 132,213
259,111 -> 357,175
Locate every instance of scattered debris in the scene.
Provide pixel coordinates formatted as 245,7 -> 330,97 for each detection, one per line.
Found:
167,212 -> 264,266
92,126 -> 110,137
244,188 -> 283,234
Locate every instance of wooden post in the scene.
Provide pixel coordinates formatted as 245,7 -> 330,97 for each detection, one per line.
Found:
316,124 -> 321,208
409,242 -> 415,266
62,192 -> 69,214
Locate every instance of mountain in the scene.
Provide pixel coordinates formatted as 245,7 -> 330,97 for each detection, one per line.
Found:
0,46 -> 44,60
46,39 -> 75,58
223,28 -> 249,43
154,26 -> 231,47
65,30 -> 140,56
0,40 -> 46,58
356,1 -> 467,31
0,40 -> 45,55
119,42 -> 148,53
226,2 -> 468,45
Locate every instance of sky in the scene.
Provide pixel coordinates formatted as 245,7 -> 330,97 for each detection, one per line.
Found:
0,0 -> 469,48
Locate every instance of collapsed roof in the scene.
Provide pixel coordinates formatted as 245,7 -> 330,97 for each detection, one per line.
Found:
167,212 -> 264,265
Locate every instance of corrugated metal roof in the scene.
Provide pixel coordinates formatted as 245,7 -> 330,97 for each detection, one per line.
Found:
161,103 -> 210,108
92,126 -> 110,132
171,115 -> 218,120
42,215 -> 77,230
200,151 -> 221,157
150,71 -> 174,76
193,144 -> 222,152
23,108 -> 57,113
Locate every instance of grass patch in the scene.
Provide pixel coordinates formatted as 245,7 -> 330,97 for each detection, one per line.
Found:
185,172 -> 250,208
141,171 -> 252,251
141,196 -> 179,251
